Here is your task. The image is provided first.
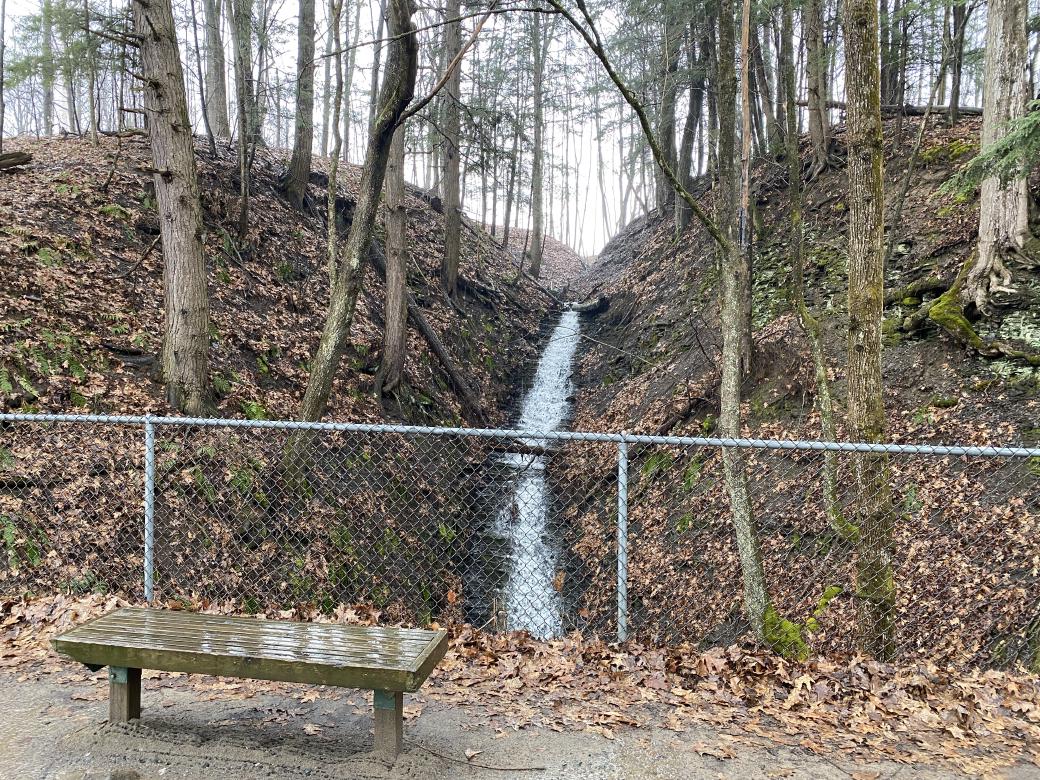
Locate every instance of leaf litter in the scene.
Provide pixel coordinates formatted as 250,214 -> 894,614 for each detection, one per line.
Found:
2,593 -> 1039,776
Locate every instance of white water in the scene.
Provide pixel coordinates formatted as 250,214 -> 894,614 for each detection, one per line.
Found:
495,308 -> 582,638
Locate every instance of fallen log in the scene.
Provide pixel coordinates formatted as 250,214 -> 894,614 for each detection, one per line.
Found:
796,100 -> 982,117
368,241 -> 488,425
0,151 -> 32,172
883,275 -> 951,305
569,295 -> 609,315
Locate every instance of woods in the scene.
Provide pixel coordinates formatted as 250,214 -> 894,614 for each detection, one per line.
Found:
1,0 -> 1038,668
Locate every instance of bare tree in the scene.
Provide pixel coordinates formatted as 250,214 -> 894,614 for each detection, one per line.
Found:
842,0 -> 897,660
441,0 -> 463,296
526,12 -> 547,278
298,0 -> 418,422
41,0 -> 55,135
804,0 -> 830,176
377,125 -> 409,395
203,0 -> 231,136
132,0 -> 212,414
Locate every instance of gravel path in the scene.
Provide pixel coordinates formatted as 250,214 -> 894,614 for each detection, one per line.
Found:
2,670 -> 1034,780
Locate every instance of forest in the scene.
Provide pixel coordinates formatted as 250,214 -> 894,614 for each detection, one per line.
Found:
1,0 -> 1039,679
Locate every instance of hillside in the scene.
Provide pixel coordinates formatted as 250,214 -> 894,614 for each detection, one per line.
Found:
0,135 -> 558,425
574,116 -> 1040,444
559,117 -> 1040,668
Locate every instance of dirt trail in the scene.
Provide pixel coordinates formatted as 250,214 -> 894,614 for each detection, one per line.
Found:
2,670 -> 1033,780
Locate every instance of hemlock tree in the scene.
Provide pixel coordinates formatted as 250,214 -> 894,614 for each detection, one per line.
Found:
963,0 -> 1034,312
284,0 -> 317,209
842,0 -> 897,660
132,0 -> 212,414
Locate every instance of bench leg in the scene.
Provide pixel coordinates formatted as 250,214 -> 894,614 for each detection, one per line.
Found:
108,667 -> 142,723
373,690 -> 403,757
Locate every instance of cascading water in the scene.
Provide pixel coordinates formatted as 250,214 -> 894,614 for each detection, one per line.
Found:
495,307 -> 582,638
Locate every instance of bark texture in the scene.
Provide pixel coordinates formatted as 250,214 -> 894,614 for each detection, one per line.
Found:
203,0 -> 230,136
441,0 -> 462,296
964,0 -> 1032,312
805,0 -> 830,175
718,0 -> 772,645
284,0 -> 317,209
133,0 -> 212,414
842,0 -> 897,660
377,125 -> 409,395
781,0 -> 848,541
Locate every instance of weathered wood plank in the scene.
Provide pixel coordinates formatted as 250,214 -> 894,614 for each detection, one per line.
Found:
52,608 -> 449,692
109,666 -> 141,723
373,689 -> 403,756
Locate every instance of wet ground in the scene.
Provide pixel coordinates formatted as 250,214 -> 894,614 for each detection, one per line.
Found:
3,670 -> 1036,779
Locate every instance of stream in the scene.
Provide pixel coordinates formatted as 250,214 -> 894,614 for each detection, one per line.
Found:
491,307 -> 582,638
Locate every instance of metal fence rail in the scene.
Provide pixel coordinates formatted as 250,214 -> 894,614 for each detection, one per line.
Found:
1,412 -> 1038,669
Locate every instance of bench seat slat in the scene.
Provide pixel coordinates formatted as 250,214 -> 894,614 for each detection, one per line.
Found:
53,608 -> 449,692
62,630 -> 427,670
95,610 -> 437,642
68,623 -> 433,657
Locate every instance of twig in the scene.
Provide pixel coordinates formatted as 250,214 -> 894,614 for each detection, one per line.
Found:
408,741 -> 546,771
110,234 -> 160,279
100,139 -> 123,192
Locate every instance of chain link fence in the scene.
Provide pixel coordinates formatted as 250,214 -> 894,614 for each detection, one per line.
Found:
1,413 -> 1038,670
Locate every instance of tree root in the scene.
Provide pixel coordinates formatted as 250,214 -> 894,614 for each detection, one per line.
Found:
897,256 -> 1040,367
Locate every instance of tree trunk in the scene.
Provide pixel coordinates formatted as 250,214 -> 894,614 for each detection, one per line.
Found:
781,0 -> 849,541
132,0 -> 212,415
751,26 -> 778,155
441,0 -> 462,296
367,0 -> 388,132
842,0 -> 897,661
674,34 -> 702,233
325,0 -> 344,283
84,0 -> 98,144
964,0 -> 1032,312
229,0 -> 254,237
947,1 -> 970,124
320,16 -> 332,156
377,125 -> 409,395
284,0 -> 317,209
718,0 -> 773,646
203,0 -> 231,136
526,13 -> 546,278
655,15 -> 683,209
1,0 -> 6,154
41,0 -> 55,135
298,0 -> 418,423
502,103 -> 520,250
805,0 -> 830,175
524,14 -> 549,278
189,0 -> 218,156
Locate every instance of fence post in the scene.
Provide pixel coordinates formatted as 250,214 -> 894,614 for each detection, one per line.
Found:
616,432 -> 629,642
143,415 -> 155,603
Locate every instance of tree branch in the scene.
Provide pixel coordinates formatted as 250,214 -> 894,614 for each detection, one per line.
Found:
544,0 -> 729,250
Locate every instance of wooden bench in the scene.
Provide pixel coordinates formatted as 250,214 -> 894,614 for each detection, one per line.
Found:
52,607 -> 447,757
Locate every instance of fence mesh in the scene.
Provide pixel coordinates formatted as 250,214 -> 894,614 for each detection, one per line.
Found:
1,414 -> 1038,671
